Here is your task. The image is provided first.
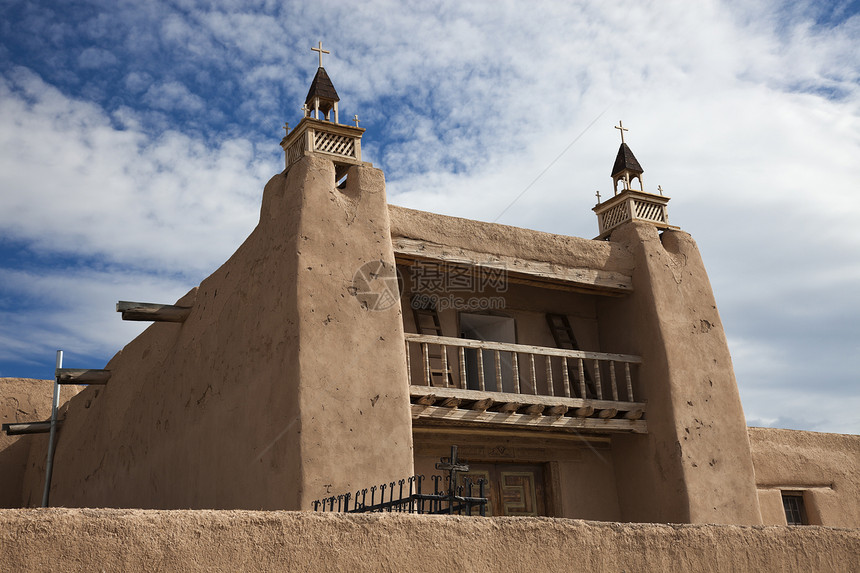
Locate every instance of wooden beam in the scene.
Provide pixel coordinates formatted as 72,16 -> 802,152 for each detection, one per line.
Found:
574,406 -> 595,418
598,408 -> 618,419
524,404 -> 545,415
410,385 -> 646,414
393,237 -> 633,294
624,409 -> 644,420
2,421 -> 61,435
470,398 -> 494,412
416,394 -> 437,406
411,405 -> 647,434
544,405 -> 569,416
497,402 -> 523,413
439,397 -> 461,408
56,368 -> 111,385
116,301 -> 191,323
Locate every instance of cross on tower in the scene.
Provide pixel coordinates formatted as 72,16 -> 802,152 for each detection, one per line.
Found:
615,120 -> 629,144
283,122 -> 289,135
595,190 -> 602,204
353,114 -> 361,127
311,41 -> 330,67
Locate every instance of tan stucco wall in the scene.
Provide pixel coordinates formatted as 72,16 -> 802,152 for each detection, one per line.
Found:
750,427 -> 860,527
600,223 -> 762,524
389,204 -> 635,275
1,509 -> 857,573
26,155 -> 413,510
0,379 -> 81,508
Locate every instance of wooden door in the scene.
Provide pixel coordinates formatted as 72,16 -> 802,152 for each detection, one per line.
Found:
459,463 -> 547,516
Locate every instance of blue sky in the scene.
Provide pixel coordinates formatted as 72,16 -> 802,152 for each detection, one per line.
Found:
1,0 -> 858,433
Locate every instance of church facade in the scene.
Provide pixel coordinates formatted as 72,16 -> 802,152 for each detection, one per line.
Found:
2,50 -> 858,528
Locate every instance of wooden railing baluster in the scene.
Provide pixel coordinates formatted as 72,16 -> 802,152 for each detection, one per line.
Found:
477,348 -> 485,391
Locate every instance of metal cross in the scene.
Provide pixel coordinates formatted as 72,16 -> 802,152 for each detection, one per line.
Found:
353,114 -> 361,127
435,445 -> 469,494
311,41 -> 330,67
595,190 -> 602,203
615,120 -> 628,144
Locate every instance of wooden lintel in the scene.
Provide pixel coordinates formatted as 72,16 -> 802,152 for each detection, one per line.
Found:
2,420 -> 60,435
56,368 -> 111,385
411,404 -> 647,434
116,301 -> 192,323
393,237 -> 632,294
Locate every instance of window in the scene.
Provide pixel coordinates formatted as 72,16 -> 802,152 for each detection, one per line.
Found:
781,491 -> 808,525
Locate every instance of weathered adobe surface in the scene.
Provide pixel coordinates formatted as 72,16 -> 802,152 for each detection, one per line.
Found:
749,427 -> 860,527
1,509 -> 858,573
388,204 -> 634,274
0,379 -> 82,508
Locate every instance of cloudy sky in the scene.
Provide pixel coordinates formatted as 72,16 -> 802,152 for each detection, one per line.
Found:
1,0 -> 858,434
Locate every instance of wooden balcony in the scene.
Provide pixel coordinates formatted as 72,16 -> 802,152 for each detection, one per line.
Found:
405,333 -> 646,434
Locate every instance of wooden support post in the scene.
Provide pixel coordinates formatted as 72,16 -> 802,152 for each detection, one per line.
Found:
512,352 -> 520,393
458,347 -> 466,390
405,340 -> 412,385
609,361 -> 619,401
545,355 -> 554,397
116,301 -> 191,323
477,348 -> 485,391
55,368 -> 110,385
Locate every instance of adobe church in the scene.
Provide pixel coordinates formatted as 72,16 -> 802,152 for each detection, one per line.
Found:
1,45 -> 858,531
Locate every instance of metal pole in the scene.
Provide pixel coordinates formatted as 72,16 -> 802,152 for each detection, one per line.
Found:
42,350 -> 62,507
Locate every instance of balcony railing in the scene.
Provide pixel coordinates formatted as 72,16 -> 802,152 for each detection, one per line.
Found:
405,333 -> 647,434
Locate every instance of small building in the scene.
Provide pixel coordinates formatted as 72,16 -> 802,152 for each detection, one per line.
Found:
2,48 -> 858,528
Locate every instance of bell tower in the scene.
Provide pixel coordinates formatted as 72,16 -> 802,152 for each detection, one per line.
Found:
593,121 -> 677,239
280,41 -> 365,180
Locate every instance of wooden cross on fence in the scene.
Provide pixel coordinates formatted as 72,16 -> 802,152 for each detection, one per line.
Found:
435,445 -> 470,494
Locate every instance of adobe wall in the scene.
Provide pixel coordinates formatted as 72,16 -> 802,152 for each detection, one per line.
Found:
27,155 -> 413,510
0,378 -> 81,508
749,427 -> 860,527
1,509 -> 857,573
388,205 -> 635,275
599,222 -> 762,524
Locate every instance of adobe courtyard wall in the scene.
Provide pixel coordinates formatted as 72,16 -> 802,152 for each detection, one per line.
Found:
1,509 -> 857,573
749,427 -> 860,527
0,378 -> 81,508
22,155 -> 414,510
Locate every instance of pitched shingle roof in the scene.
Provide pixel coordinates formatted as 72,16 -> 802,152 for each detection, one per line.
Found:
611,143 -> 643,177
305,67 -> 339,104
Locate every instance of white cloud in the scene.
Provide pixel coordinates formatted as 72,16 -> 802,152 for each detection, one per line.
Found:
1,0 -> 858,433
